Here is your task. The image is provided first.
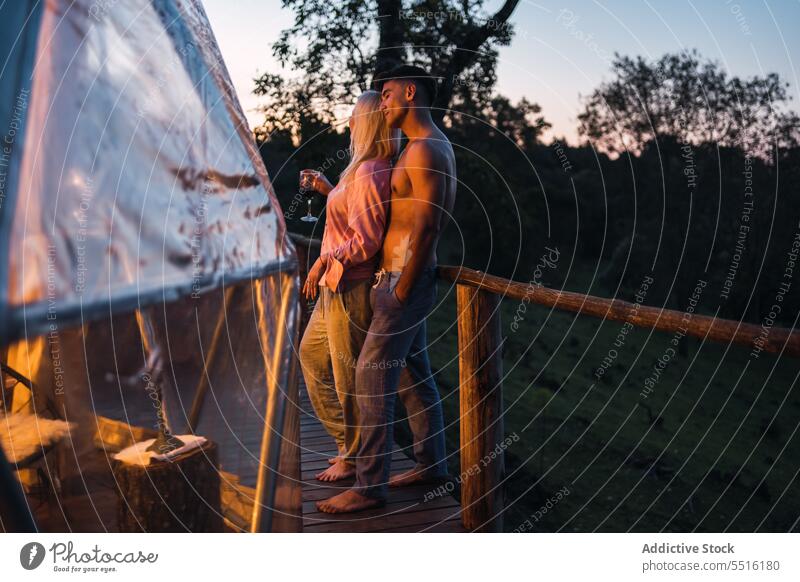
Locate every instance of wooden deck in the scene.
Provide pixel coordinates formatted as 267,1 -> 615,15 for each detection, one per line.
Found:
299,388 -> 463,533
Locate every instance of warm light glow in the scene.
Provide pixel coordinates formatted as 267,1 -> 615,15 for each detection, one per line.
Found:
69,170 -> 85,188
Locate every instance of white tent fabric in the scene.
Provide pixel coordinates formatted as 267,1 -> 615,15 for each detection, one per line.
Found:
0,0 -> 301,532
3,0 -> 295,337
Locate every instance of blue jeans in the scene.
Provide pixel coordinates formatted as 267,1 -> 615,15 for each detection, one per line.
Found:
354,267 -> 447,500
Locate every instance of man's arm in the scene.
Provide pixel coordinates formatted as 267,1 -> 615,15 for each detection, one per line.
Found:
393,141 -> 447,303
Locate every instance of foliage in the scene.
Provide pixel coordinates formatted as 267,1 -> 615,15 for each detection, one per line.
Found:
255,0 -> 522,133
578,50 -> 800,160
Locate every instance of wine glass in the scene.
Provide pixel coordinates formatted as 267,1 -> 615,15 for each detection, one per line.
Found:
299,171 -> 318,223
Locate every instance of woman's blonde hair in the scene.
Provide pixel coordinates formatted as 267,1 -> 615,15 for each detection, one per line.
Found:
340,90 -> 399,185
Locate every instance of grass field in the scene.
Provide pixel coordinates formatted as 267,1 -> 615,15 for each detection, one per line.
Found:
418,271 -> 800,532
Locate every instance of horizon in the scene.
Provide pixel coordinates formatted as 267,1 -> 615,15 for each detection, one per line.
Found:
203,0 -> 799,145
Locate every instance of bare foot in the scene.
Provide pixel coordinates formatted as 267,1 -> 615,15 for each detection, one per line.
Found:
316,489 -> 384,514
389,468 -> 446,488
328,446 -> 346,464
315,459 -> 355,482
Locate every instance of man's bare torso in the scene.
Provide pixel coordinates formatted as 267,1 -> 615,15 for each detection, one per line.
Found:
381,130 -> 456,271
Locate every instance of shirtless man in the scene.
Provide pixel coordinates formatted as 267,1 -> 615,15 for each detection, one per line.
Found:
317,65 -> 456,513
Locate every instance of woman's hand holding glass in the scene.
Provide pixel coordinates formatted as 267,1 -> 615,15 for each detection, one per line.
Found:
299,170 -> 333,196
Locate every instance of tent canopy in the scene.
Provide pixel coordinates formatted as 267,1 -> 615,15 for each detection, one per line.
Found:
0,0 -> 301,533
1,0 -> 296,343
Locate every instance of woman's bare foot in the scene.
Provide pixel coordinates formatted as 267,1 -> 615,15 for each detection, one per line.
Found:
389,468 -> 445,488
315,458 -> 355,482
316,489 -> 384,514
328,446 -> 346,464
327,454 -> 343,465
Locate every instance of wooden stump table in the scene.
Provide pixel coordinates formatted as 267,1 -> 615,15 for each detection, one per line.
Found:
112,439 -> 223,532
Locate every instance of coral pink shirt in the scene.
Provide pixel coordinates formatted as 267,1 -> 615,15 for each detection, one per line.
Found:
319,159 -> 392,291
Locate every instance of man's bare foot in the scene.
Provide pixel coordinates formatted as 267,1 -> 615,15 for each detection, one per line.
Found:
316,489 -> 384,514
389,468 -> 446,488
315,459 -> 355,482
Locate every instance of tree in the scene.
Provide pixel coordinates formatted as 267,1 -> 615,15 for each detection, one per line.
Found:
578,50 -> 800,160
257,0 -> 521,131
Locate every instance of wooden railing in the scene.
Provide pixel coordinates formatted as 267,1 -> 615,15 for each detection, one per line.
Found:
289,233 -> 800,532
438,266 -> 800,358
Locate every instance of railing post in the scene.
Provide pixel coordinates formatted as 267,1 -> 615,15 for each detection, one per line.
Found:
457,283 -> 504,532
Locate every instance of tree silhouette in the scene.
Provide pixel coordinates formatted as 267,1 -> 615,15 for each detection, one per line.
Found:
578,50 -> 799,161
256,0 -> 521,131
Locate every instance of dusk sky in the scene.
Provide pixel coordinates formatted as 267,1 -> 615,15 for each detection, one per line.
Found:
203,0 -> 800,144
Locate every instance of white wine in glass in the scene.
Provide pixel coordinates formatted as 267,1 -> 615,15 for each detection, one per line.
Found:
299,171 -> 318,223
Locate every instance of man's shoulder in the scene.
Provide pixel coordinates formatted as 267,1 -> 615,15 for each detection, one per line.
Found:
404,135 -> 452,168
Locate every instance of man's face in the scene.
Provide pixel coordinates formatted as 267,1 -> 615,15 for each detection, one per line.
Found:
380,79 -> 407,129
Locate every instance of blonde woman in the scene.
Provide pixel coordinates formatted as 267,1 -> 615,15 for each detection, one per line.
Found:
298,91 -> 399,482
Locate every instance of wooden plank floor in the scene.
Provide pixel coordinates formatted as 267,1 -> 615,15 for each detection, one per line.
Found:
299,388 -> 463,533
